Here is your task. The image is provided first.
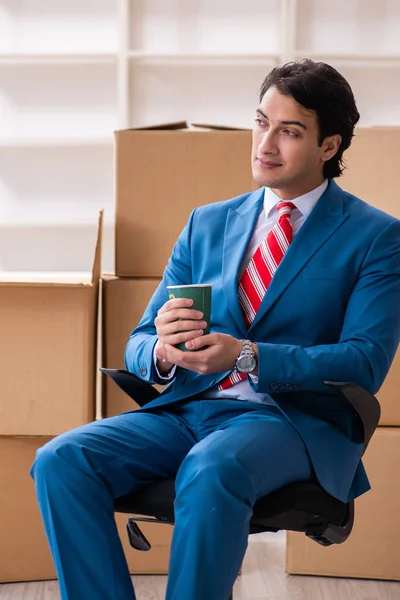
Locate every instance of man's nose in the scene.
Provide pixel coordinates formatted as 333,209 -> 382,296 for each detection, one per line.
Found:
259,131 -> 278,154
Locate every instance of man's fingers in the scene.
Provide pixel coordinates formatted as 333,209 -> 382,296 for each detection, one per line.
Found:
157,297 -> 194,314
163,343 -> 200,365
163,319 -> 207,334
160,329 -> 204,347
163,343 -> 214,375
156,308 -> 204,328
184,333 -> 216,349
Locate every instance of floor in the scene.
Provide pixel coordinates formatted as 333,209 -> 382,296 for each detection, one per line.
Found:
1,532 -> 398,600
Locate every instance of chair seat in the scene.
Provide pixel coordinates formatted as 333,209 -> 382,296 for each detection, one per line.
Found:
114,479 -> 348,535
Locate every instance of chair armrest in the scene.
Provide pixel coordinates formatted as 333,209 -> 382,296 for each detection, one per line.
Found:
99,371 -> 381,453
100,368 -> 160,407
323,381 -> 381,456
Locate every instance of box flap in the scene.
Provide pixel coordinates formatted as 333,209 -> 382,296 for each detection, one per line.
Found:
0,210 -> 103,287
190,122 -> 250,131
91,209 -> 103,283
116,121 -> 188,133
116,121 -> 250,134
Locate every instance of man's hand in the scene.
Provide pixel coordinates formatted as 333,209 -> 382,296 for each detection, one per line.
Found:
161,333 -> 243,375
154,297 -> 207,375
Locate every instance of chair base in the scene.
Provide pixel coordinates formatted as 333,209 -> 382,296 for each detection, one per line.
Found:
127,518 -> 152,551
305,499 -> 354,546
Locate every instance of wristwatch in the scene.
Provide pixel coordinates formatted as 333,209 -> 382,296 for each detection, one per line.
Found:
235,339 -> 257,374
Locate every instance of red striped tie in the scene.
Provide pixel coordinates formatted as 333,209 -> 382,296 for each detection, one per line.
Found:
218,201 -> 296,390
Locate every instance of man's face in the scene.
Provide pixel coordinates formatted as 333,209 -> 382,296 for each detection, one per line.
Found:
251,86 -> 338,199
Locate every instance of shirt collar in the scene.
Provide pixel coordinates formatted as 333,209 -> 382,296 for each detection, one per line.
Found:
263,179 -> 328,219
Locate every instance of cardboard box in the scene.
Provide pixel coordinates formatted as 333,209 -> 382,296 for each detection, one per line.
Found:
0,212 -> 103,436
0,436 -> 172,582
115,122 -> 257,277
341,127 -> 400,219
0,436 -> 56,582
102,276 -> 162,417
341,127 -> 400,425
115,125 -> 400,278
286,427 -> 400,581
377,348 -> 400,426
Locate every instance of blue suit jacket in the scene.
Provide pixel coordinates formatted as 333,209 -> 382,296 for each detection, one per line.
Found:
125,179 -> 400,503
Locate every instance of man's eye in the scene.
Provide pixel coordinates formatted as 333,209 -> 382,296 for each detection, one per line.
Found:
255,118 -> 266,126
283,129 -> 298,137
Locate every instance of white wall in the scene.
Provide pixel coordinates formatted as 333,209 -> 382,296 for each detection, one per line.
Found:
1,0 -> 400,273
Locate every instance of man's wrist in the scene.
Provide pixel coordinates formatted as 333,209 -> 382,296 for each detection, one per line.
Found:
156,357 -> 175,376
153,339 -> 176,379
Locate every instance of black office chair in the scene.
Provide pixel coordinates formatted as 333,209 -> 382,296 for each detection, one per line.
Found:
100,367 -> 381,600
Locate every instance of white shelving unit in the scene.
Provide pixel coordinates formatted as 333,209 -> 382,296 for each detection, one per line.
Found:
1,0 -> 399,272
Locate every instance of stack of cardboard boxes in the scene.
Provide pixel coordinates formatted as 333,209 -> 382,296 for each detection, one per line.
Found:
103,122 -> 257,573
286,128 -> 400,581
0,213 -> 102,582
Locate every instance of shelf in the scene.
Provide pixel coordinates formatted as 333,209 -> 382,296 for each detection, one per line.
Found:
0,136 -> 114,148
295,52 -> 400,68
0,62 -> 117,139
0,145 -> 114,226
129,61 -> 269,128
0,215 -> 115,228
334,66 -> 400,126
129,0 -> 280,56
0,0 -> 118,55
296,0 -> 400,57
128,51 -> 279,66
0,53 -> 117,66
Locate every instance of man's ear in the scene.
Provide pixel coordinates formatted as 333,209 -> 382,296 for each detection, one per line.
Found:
322,134 -> 342,162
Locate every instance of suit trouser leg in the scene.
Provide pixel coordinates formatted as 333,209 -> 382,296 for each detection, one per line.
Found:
30,410 -> 196,600
165,400 -> 313,600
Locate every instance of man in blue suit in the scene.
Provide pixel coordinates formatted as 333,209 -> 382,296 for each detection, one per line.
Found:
31,59 -> 400,600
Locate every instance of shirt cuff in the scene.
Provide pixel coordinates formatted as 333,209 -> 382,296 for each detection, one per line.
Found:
248,373 -> 259,384
153,340 -> 177,381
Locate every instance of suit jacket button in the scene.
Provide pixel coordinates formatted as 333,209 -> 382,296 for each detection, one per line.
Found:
278,383 -> 285,390
293,384 -> 300,390
285,384 -> 293,390
270,383 -> 278,390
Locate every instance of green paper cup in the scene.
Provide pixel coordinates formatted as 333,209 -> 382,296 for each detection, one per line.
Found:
166,284 -> 212,351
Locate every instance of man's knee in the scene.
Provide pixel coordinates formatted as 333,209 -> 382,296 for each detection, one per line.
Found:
176,443 -> 253,500
30,430 -> 83,482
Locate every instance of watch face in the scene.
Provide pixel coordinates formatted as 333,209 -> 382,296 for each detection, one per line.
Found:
236,355 -> 256,373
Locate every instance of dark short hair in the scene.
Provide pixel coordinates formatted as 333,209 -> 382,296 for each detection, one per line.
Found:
259,59 -> 360,178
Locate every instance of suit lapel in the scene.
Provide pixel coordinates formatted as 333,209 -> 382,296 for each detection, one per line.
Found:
222,188 -> 264,329
248,180 -> 350,332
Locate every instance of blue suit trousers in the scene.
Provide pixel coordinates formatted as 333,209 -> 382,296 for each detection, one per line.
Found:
31,398 -> 313,600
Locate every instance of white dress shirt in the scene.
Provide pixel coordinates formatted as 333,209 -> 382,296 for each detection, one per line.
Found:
154,179 -> 328,404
